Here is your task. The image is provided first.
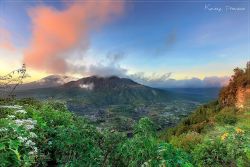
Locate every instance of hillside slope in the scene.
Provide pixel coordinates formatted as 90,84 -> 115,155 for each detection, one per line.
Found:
160,63 -> 250,166
236,86 -> 250,109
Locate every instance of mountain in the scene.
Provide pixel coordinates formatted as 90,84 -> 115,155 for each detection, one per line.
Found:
18,75 -> 77,90
63,75 -> 141,90
16,75 -> 170,105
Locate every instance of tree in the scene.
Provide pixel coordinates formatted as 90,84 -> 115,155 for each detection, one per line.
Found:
0,64 -> 28,98
219,62 -> 249,107
246,61 -> 250,84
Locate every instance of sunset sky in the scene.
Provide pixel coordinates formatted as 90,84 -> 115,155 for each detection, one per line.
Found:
0,0 -> 249,87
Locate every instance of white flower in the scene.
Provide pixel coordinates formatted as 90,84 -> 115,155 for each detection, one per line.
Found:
28,148 -> 38,156
15,110 -> 27,114
14,118 -> 37,130
0,105 -> 22,109
18,136 -> 28,143
13,105 -> 23,109
48,141 -> 52,145
0,128 -> 8,132
33,146 -> 38,153
28,151 -> 35,155
29,132 -> 37,138
25,140 -> 35,147
7,115 -> 15,119
25,125 -> 35,130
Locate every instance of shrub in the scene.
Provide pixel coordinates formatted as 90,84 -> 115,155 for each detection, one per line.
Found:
143,143 -> 194,167
170,131 -> 203,152
193,127 -> 250,167
118,136 -> 158,167
117,118 -> 158,167
99,130 -> 125,167
0,101 -> 104,166
133,117 -> 156,137
52,120 -> 102,166
192,139 -> 230,166
0,107 -> 39,167
215,107 -> 237,125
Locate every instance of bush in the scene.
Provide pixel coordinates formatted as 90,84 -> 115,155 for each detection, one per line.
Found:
0,107 -> 38,167
193,127 -> 250,167
118,136 -> 158,167
52,119 -> 102,166
192,139 -> 230,166
116,118 -> 158,167
144,143 -> 194,167
170,131 -> 203,152
215,107 -> 237,125
0,101 -> 104,166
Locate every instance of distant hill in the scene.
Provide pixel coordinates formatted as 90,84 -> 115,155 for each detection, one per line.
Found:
63,75 -> 142,90
16,75 -> 170,106
17,75 -> 77,90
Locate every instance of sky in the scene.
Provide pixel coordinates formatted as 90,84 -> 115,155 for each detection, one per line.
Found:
0,0 -> 249,87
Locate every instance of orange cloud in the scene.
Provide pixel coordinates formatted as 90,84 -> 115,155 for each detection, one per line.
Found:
0,28 -> 16,51
24,1 -> 124,73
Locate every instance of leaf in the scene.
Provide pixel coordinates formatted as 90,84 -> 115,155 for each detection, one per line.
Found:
0,143 -> 5,150
9,140 -> 20,150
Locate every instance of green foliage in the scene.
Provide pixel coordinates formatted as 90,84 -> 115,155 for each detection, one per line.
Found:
52,120 -> 102,166
118,135 -> 158,167
144,143 -> 193,167
160,94 -> 250,166
0,112 -> 37,166
192,139 -> 230,167
0,100 -> 104,166
192,127 -> 250,167
169,131 -> 202,152
215,107 -> 237,125
117,118 -> 158,167
133,117 -> 156,136
1,97 -> 249,167
99,130 -> 125,167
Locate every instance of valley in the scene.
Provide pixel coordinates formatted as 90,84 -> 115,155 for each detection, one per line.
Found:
15,76 -> 219,132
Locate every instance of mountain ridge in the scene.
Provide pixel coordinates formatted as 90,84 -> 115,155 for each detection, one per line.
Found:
16,75 -> 170,106
17,75 -> 77,90
62,75 -> 149,90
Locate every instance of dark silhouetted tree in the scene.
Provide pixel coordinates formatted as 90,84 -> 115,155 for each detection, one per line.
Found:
0,64 -> 27,98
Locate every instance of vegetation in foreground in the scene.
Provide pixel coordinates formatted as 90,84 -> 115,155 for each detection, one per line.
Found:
1,97 -> 249,167
0,99 -> 193,167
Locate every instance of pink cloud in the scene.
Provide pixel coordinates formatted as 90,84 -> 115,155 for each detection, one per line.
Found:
24,1 -> 124,73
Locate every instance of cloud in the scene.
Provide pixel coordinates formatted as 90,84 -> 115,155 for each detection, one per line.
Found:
67,60 -> 229,88
130,73 -> 230,88
130,72 -> 172,83
24,1 -> 124,73
106,51 -> 125,64
0,28 -> 16,51
86,64 -> 127,77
